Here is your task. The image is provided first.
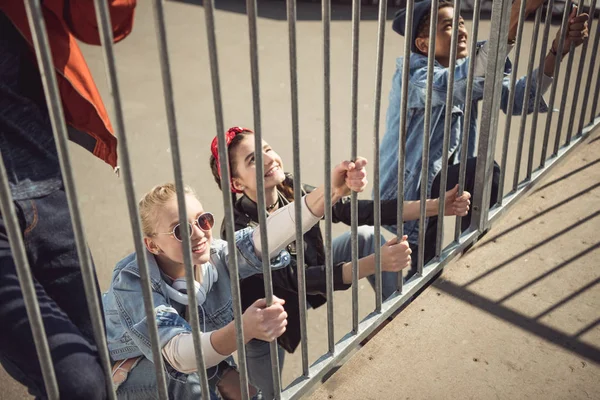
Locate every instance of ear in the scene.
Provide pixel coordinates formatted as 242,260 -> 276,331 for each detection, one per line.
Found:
231,178 -> 245,192
144,237 -> 161,255
415,37 -> 429,54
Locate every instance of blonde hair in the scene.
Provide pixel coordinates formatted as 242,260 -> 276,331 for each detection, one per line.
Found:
139,183 -> 197,237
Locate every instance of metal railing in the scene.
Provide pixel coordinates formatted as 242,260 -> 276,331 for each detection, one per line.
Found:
1,0 -> 599,399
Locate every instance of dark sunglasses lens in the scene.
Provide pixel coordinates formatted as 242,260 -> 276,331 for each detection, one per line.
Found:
173,223 -> 193,241
173,224 -> 182,241
198,213 -> 214,230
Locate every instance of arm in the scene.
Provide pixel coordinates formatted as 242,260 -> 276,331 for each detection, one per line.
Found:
252,158 -> 368,259
340,236 -> 412,284
46,0 -> 136,44
162,297 -> 288,373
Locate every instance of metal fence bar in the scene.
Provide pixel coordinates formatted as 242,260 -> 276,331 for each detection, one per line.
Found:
150,1 -> 213,397
0,166 -> 58,398
322,0 -> 336,355
418,0 -> 440,275
286,0 -> 310,377
435,0 -> 463,256
499,0 -> 538,202
551,0 -> 585,157
567,1 -> 596,144
350,0 -> 361,333
589,15 -> 600,124
538,3 -> 571,170
93,1 -> 169,398
522,0 -> 555,186
455,0 -> 483,240
396,0 -> 414,291
471,0 -> 512,229
576,4 -> 598,136
245,0 -> 282,396
202,0 -> 252,398
371,0 -> 388,310
22,1 -> 116,398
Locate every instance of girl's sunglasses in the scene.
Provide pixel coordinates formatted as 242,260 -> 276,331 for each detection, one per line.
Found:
156,212 -> 215,242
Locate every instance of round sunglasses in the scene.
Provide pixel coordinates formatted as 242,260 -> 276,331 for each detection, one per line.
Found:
156,212 -> 215,242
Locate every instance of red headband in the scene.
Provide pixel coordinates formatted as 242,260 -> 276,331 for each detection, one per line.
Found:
211,127 -> 254,194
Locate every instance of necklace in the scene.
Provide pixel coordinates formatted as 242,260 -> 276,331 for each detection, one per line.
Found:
266,201 -> 279,212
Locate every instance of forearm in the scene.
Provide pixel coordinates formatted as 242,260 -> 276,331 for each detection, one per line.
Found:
543,51 -> 560,77
341,255 -> 376,284
402,199 -> 440,221
305,185 -> 344,218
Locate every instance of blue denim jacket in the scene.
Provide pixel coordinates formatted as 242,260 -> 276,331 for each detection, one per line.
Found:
379,45 -> 549,242
103,227 -> 291,362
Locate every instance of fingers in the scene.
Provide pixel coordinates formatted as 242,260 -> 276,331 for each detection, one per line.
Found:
351,157 -> 368,170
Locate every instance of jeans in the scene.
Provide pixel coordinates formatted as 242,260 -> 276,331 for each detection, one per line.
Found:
406,157 -> 501,279
116,357 -> 219,400
0,188 -> 106,400
245,339 -> 286,400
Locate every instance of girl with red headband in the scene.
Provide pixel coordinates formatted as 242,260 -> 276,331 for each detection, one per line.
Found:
102,159 -> 368,398
209,127 -> 471,398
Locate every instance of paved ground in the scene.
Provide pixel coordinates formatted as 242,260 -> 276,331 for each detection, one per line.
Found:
309,128 -> 600,399
1,0 -> 599,398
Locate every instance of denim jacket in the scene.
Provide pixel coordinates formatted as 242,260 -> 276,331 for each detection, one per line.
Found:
103,227 -> 291,362
379,45 -> 550,242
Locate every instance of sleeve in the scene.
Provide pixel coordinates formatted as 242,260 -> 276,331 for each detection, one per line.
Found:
45,0 -> 136,45
332,198 -> 398,226
112,270 -> 191,363
500,67 -> 550,116
162,332 -> 227,372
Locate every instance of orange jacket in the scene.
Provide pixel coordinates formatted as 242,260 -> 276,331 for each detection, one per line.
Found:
0,0 -> 136,168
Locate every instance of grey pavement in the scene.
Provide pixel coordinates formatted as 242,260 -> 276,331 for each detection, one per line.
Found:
1,0 -> 599,398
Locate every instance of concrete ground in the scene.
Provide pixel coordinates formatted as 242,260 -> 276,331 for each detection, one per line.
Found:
1,0 -> 599,398
309,128 -> 600,399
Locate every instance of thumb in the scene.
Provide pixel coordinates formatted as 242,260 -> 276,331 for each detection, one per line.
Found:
272,295 -> 286,306
447,184 -> 459,198
252,298 -> 267,309
569,5 -> 577,21
385,236 -> 399,247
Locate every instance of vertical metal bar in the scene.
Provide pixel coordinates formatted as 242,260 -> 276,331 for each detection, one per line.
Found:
435,0 -> 463,256
93,1 -> 169,398
22,2 -> 114,398
589,15 -> 600,124
350,0 -> 361,333
455,0 -> 483,240
551,0 -> 585,157
471,0 -> 512,229
418,0 -> 440,274
322,0 -> 335,355
286,0 -> 309,377
151,1 -> 212,397
245,0 -> 281,397
568,0 -> 596,142
499,0 -> 538,201
538,2 -> 571,169
576,3 -> 598,135
523,0 -> 556,182
372,0 -> 388,310
0,166 -> 58,399
203,0 -> 251,397
396,0 -> 414,289
511,6 -> 543,191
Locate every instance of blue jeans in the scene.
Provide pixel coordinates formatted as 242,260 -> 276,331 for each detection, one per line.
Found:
0,188 -> 107,399
118,357 -> 263,400
245,339 -> 285,400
